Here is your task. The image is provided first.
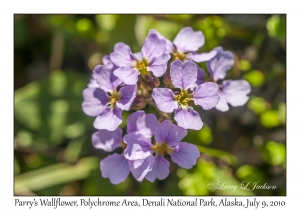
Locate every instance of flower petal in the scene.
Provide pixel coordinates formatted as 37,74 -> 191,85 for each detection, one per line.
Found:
174,107 -> 203,130
94,108 -> 122,131
145,156 -> 170,182
193,82 -> 220,110
123,132 -> 152,161
173,27 -> 204,53
142,33 -> 167,60
187,50 -> 217,62
152,88 -> 178,113
196,65 -> 206,85
170,60 -> 197,90
170,142 -> 200,169
116,85 -> 137,111
92,128 -> 123,152
82,88 -> 108,117
110,43 -> 135,67
215,90 -> 229,112
149,29 -> 174,53
113,66 -> 139,85
94,64 -> 122,92
221,80 -> 251,106
127,110 -> 158,138
128,156 -> 155,182
207,46 -> 234,81
147,53 -> 170,77
133,51 -> 143,61
154,120 -> 187,147
100,153 -> 130,184
102,55 -> 111,65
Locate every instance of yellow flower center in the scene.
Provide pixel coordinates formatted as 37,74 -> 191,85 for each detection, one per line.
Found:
108,91 -> 121,108
134,59 -> 149,76
172,51 -> 186,61
151,142 -> 173,155
174,90 -> 193,107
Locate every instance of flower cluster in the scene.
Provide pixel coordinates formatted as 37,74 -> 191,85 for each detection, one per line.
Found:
82,27 -> 251,184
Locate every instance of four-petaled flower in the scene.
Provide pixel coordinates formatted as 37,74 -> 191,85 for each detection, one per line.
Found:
82,61 -> 137,131
124,120 -> 200,182
152,60 -> 220,130
207,47 -> 251,111
110,33 -> 171,85
150,27 -> 217,63
92,110 -> 158,184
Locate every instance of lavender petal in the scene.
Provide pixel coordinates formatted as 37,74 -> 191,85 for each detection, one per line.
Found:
154,120 -> 187,147
123,132 -> 153,161
170,60 -> 197,90
207,46 -> 234,81
92,128 -> 123,152
82,88 -> 108,117
113,66 -> 139,85
221,79 -> 251,106
152,88 -> 178,113
173,27 -> 205,53
174,107 -> 203,130
93,107 -> 122,131
170,142 -> 200,169
127,110 -> 158,138
100,153 -> 130,184
193,82 -> 220,110
128,156 -> 155,182
110,43 -> 135,67
116,85 -> 137,111
145,155 -> 170,182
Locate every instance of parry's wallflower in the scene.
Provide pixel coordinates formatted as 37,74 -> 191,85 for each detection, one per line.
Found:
152,60 -> 220,130
150,27 -> 217,63
124,120 -> 200,182
82,62 -> 137,131
207,47 -> 251,111
93,110 -> 158,184
110,33 -> 171,85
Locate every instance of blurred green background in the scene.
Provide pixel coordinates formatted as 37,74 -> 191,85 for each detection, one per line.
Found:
14,14 -> 286,196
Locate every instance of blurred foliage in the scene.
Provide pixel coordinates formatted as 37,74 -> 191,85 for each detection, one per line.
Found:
14,14 -> 286,196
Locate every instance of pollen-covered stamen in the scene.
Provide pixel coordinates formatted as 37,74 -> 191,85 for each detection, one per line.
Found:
108,90 -> 121,108
174,90 -> 193,107
172,51 -> 186,61
151,142 -> 173,155
134,59 -> 149,77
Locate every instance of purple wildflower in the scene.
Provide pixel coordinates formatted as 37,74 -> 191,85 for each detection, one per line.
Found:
110,33 -> 171,85
207,47 -> 251,111
124,120 -> 200,182
150,27 -> 217,63
152,60 -> 220,130
93,111 -> 158,184
82,62 -> 137,131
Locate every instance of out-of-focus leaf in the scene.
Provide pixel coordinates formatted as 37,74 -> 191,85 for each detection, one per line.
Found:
239,59 -> 251,71
243,70 -> 265,87
198,124 -> 213,144
135,15 -> 181,47
247,96 -> 268,114
178,159 -> 254,195
262,141 -> 286,166
197,146 -> 239,166
267,15 -> 286,40
15,157 -> 99,195
236,165 -> 266,183
260,110 -> 280,128
277,103 -> 286,124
